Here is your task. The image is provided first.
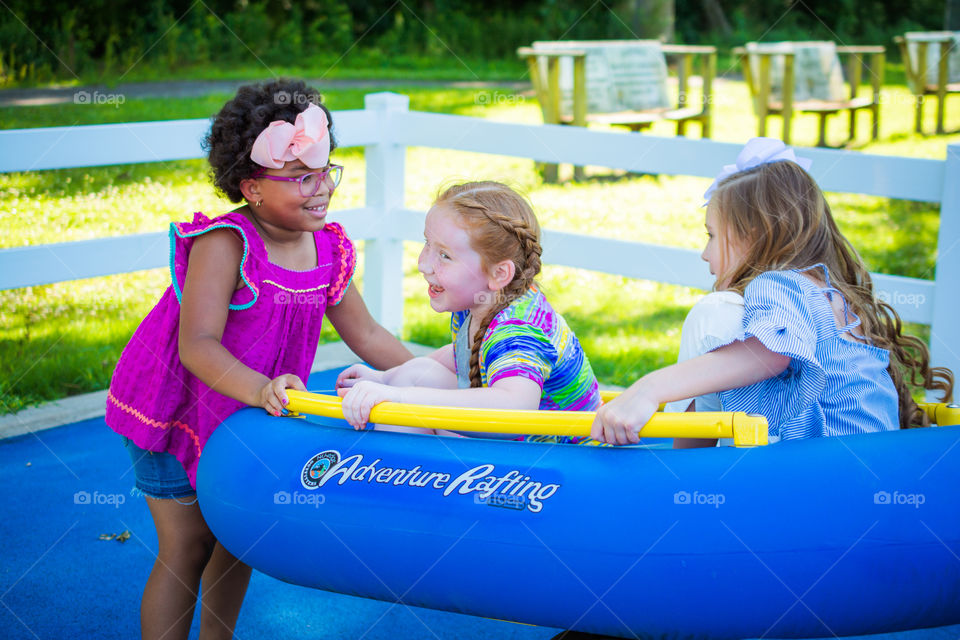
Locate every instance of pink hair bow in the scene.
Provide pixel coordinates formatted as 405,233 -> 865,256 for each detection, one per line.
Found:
703,137 -> 812,204
250,103 -> 330,169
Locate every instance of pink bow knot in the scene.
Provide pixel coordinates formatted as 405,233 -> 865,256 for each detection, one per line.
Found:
250,103 -> 330,170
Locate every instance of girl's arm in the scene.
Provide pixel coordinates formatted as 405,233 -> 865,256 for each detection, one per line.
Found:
427,343 -> 455,369
337,375 -> 542,436
336,345 -> 455,389
178,230 -> 305,416
325,283 -> 414,369
592,337 -> 790,445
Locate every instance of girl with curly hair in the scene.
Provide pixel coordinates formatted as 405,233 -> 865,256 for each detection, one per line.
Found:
105,79 -> 412,638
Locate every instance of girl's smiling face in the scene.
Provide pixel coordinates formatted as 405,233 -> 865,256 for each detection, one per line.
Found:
417,203 -> 496,315
248,159 -> 334,232
701,200 -> 748,289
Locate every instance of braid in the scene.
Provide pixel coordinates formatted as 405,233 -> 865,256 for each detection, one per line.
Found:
434,182 -> 543,388
467,276 -> 529,387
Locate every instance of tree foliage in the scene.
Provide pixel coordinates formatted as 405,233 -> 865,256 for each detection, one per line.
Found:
0,0 -> 948,84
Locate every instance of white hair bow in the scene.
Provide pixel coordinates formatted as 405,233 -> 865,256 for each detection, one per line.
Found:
703,137 -> 813,204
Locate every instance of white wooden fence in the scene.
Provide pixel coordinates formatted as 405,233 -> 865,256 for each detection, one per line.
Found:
2,92 -> 958,379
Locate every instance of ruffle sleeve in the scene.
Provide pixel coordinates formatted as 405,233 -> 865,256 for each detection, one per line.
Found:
717,271 -> 828,440
324,222 -> 356,306
169,212 -> 263,310
663,291 -> 744,414
677,292 -> 745,359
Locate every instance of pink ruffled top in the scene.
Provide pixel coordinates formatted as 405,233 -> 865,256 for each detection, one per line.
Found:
105,211 -> 355,487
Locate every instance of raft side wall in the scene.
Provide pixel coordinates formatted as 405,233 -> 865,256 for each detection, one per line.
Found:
197,410 -> 960,638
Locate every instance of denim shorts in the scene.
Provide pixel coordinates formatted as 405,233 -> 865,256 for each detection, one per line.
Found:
121,436 -> 197,502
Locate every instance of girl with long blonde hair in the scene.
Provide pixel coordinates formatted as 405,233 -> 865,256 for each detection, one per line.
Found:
594,138 -> 953,446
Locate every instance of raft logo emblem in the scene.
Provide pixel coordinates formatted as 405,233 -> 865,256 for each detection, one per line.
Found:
300,452 -> 561,513
301,450 -> 341,489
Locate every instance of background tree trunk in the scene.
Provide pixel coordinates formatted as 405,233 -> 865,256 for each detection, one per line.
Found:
702,0 -> 733,38
619,0 -> 676,42
947,0 -> 960,30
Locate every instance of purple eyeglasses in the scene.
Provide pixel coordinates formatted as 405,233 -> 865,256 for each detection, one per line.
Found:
252,164 -> 344,197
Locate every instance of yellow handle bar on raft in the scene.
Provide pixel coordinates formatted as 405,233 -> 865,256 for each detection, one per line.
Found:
284,390 -> 770,447
600,391 -> 960,426
600,390 -> 960,427
285,389 -> 960,446
599,390 -> 621,404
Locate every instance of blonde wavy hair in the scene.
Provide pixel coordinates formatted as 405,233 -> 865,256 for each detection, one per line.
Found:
711,160 -> 953,428
434,181 -> 543,388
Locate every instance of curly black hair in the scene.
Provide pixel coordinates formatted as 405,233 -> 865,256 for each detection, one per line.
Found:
204,79 -> 337,203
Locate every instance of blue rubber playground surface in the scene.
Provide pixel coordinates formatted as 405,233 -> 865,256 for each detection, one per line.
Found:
2,367 -> 959,639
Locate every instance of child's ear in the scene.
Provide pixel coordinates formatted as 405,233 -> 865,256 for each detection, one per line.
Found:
487,259 -> 516,290
238,178 -> 262,204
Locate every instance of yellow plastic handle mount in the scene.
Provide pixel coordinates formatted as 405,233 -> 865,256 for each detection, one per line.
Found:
284,390 -> 768,447
920,402 -> 960,426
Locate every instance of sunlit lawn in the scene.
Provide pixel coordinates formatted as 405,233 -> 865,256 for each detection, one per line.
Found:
1,76 -> 957,413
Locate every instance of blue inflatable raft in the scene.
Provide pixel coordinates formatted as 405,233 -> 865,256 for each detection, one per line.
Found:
197,406 -> 960,639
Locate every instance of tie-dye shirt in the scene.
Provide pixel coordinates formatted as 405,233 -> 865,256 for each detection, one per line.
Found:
451,287 -> 601,413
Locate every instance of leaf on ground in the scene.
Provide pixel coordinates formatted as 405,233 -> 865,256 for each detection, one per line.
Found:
99,530 -> 131,543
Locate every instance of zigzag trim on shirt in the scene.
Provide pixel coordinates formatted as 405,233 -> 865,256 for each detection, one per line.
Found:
107,391 -> 202,457
326,223 -> 355,306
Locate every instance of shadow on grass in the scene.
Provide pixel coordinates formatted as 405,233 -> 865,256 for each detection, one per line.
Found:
3,160 -> 207,199
0,302 -> 131,414
831,195 -> 939,279
0,86 -> 524,130
568,170 -> 670,184
399,287 -> 693,390
2,148 -> 360,201
0,282 -> 352,414
560,301 -> 691,386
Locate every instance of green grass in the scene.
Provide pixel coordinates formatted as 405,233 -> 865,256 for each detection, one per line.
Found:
1,79 -> 957,414
0,86 -> 507,128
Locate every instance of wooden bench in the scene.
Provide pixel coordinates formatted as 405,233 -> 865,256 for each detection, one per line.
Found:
895,32 -> 960,135
518,40 -> 716,181
735,42 -> 885,147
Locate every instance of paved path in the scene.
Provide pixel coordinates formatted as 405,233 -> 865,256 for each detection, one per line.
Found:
0,77 -> 529,107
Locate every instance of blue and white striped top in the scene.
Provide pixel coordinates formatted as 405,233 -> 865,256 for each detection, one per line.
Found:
717,265 -> 899,440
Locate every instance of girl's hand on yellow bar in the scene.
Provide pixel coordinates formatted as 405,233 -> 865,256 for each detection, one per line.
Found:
336,363 -> 384,390
338,381 -> 400,430
592,390 -> 658,445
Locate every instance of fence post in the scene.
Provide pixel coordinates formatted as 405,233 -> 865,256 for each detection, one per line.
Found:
930,144 -> 960,392
362,92 -> 409,335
